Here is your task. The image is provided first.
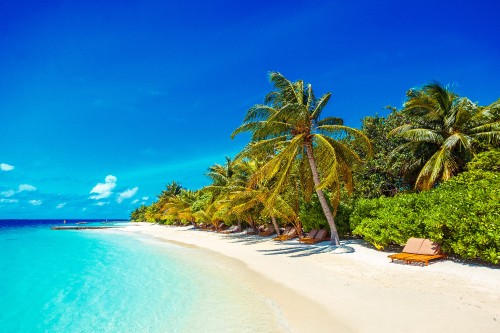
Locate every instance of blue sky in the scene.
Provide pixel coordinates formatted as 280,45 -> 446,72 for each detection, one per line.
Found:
1,0 -> 499,219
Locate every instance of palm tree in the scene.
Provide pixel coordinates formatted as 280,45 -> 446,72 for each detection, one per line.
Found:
160,181 -> 183,198
162,189 -> 198,224
207,157 -> 234,184
232,72 -> 371,245
204,157 -> 243,229
389,82 -> 500,190
223,158 -> 299,235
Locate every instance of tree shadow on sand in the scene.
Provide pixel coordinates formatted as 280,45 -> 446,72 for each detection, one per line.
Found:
258,240 -> 355,257
222,233 -> 273,245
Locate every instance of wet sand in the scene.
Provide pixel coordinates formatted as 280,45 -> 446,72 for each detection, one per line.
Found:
115,223 -> 500,333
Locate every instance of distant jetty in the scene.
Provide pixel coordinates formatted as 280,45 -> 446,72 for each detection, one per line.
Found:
51,226 -> 121,230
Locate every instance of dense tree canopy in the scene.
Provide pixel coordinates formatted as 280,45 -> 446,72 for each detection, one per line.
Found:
131,76 -> 499,263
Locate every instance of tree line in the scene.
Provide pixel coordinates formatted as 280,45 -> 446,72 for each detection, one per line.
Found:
131,72 -> 499,262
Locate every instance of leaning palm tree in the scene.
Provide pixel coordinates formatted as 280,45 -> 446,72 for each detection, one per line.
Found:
232,72 -> 371,245
389,82 -> 500,190
226,176 -> 297,236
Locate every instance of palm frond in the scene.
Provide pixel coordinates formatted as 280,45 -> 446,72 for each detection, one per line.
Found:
310,93 -> 331,120
318,125 -> 372,156
248,135 -> 302,188
231,121 -> 266,138
396,128 -> 444,144
317,116 -> 343,126
388,124 -> 414,137
415,148 -> 457,190
442,133 -> 472,151
243,104 -> 277,123
312,135 -> 339,189
269,72 -> 302,105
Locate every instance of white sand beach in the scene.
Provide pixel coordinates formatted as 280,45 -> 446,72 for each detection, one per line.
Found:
116,223 -> 500,333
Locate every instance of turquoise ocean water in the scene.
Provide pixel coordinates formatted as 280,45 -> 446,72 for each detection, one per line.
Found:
0,220 -> 284,332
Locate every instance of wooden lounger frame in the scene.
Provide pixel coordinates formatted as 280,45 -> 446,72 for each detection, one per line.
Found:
404,254 -> 448,266
388,238 -> 447,266
299,229 -> 329,244
273,227 -> 298,241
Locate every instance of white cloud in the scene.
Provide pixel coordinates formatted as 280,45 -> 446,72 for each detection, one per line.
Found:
117,187 -> 138,203
90,175 -> 117,200
1,184 -> 37,198
1,190 -> 16,197
18,184 -> 37,192
29,200 -> 42,206
142,196 -> 149,201
0,198 -> 18,203
56,203 -> 66,209
131,199 -> 139,204
0,163 -> 14,171
95,201 -> 109,206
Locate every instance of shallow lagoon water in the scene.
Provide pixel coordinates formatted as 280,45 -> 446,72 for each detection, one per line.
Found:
0,222 -> 284,332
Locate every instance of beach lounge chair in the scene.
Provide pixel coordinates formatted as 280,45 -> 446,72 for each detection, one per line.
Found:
299,229 -> 329,244
388,238 -> 446,266
221,225 -> 241,234
273,227 -> 298,241
245,227 -> 259,235
298,229 -> 318,242
215,222 -> 227,232
259,224 -> 276,237
272,226 -> 291,240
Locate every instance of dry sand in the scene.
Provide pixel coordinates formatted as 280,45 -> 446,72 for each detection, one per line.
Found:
116,223 -> 500,333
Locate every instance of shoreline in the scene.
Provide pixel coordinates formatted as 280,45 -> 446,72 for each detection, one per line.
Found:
114,223 -> 500,333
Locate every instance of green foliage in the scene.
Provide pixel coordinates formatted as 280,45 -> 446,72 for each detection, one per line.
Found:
299,194 -> 352,237
352,161 -> 500,264
191,191 -> 213,212
130,205 -> 148,222
232,72 -> 371,244
131,76 -> 499,264
466,149 -> 500,172
334,201 -> 354,238
353,110 -> 414,199
351,194 -> 433,247
389,83 -> 500,190
299,196 -> 328,232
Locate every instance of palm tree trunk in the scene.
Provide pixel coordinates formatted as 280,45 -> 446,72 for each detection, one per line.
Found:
305,142 -> 340,245
271,215 -> 280,235
249,216 -> 258,233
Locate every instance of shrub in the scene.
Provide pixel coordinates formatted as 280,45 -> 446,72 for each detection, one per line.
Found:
466,149 -> 500,172
299,195 -> 352,237
351,158 -> 500,264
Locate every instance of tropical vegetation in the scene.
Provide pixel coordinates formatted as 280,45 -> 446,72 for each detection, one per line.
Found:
389,83 -> 499,190
131,75 -> 500,264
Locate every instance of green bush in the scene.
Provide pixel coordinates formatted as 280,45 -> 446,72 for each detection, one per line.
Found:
299,195 -> 352,237
335,201 -> 354,237
300,198 -> 329,232
466,149 -> 500,172
351,166 -> 500,264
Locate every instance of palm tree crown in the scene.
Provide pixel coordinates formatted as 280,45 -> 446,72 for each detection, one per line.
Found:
389,82 -> 500,190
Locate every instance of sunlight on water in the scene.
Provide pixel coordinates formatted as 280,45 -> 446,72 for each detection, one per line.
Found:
0,222 -> 284,332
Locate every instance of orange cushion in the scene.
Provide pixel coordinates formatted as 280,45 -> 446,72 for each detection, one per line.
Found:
315,229 -> 328,239
307,229 -> 318,238
417,239 -> 441,255
402,238 -> 424,254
